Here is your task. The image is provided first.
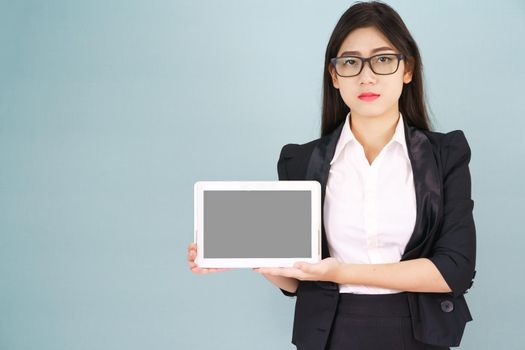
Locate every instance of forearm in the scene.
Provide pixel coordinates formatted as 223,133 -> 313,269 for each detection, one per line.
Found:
337,258 -> 452,293
261,274 -> 299,294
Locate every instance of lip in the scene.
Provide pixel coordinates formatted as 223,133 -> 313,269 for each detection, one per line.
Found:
358,92 -> 380,101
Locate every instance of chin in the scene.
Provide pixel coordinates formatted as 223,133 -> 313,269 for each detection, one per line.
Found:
350,107 -> 390,119
349,101 -> 398,119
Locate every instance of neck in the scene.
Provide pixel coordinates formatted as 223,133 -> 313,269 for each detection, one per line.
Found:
349,110 -> 400,152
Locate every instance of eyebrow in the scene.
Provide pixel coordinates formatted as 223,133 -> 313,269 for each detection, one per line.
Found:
339,46 -> 395,56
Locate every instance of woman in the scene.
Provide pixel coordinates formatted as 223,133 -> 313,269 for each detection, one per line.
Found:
188,2 -> 476,349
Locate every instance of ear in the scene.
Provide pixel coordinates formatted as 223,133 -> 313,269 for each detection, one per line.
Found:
329,64 -> 340,89
403,57 -> 414,84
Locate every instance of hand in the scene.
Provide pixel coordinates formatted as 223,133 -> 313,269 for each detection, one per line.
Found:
254,258 -> 343,283
187,243 -> 232,274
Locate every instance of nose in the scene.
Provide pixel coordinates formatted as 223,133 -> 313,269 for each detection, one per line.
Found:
359,62 -> 377,85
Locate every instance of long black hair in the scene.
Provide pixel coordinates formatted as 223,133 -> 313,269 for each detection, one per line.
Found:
321,1 -> 431,136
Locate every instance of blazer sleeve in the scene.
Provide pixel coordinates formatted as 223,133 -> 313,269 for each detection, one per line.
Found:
277,144 -> 290,182
276,144 -> 298,297
428,130 -> 476,298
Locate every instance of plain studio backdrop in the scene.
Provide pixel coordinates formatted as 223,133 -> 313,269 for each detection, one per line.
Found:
0,1 -> 524,349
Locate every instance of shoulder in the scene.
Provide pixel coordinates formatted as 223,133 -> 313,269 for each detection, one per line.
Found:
279,138 -> 321,160
279,121 -> 344,161
422,129 -> 470,150
277,137 -> 325,181
421,129 -> 472,169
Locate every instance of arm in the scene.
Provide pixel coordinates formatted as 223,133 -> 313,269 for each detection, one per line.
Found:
257,257 -> 450,293
258,131 -> 476,296
426,130 -> 476,297
336,258 -> 451,293
346,131 -> 474,295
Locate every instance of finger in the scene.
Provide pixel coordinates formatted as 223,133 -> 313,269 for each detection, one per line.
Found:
283,268 -> 312,280
190,266 -> 206,274
267,268 -> 315,281
255,267 -> 278,275
266,268 -> 286,276
189,261 -> 199,271
190,264 -> 232,274
255,267 -> 272,275
187,251 -> 196,263
211,268 -> 232,272
192,266 -> 220,274
257,267 -> 302,279
294,262 -> 314,273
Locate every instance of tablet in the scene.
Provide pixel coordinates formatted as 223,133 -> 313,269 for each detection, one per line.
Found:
194,181 -> 321,268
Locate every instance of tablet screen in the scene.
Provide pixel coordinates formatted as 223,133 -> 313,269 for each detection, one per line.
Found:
194,181 -> 321,268
203,190 -> 311,258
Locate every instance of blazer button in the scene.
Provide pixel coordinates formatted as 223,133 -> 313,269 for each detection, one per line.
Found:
441,300 -> 454,313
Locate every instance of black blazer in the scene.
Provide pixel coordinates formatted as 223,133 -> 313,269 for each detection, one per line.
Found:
277,117 -> 476,349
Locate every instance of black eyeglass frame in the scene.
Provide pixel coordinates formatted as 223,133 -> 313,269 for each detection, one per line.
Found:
330,53 -> 406,77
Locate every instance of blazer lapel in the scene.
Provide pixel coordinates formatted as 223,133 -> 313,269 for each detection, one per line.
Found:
304,118 -> 442,260
304,123 -> 343,259
401,120 -> 442,259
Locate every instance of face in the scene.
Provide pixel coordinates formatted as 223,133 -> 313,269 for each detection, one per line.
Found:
329,26 -> 413,120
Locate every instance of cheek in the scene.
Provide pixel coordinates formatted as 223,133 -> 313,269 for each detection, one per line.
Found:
390,82 -> 404,100
335,82 -> 359,108
382,78 -> 405,101
333,76 -> 405,110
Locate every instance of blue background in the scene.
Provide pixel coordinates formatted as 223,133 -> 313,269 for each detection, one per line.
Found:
1,1 -> 524,349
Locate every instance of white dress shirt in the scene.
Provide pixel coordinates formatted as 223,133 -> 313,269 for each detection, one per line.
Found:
324,113 -> 417,294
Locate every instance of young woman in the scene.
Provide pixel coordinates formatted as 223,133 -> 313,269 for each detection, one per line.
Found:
188,2 -> 476,349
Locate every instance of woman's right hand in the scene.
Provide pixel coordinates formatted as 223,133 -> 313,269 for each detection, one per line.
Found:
187,243 -> 231,274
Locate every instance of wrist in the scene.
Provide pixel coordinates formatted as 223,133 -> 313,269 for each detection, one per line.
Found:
333,261 -> 348,284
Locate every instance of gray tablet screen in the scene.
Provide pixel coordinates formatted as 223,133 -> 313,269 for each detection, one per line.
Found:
203,190 -> 311,258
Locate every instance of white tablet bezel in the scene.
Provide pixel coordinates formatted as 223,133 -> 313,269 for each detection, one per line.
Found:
194,181 -> 321,268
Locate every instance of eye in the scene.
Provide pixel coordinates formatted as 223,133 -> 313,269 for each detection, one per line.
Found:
376,55 -> 393,63
343,58 -> 358,66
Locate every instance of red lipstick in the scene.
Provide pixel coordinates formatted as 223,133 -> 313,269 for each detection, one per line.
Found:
358,92 -> 380,101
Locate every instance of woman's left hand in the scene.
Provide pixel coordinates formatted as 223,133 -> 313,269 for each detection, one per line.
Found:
254,258 -> 344,283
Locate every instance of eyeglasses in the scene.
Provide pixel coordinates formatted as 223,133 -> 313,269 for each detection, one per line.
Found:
330,53 -> 405,77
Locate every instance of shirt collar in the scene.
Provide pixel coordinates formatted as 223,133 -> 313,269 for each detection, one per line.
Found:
330,112 -> 409,165
393,112 -> 410,160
